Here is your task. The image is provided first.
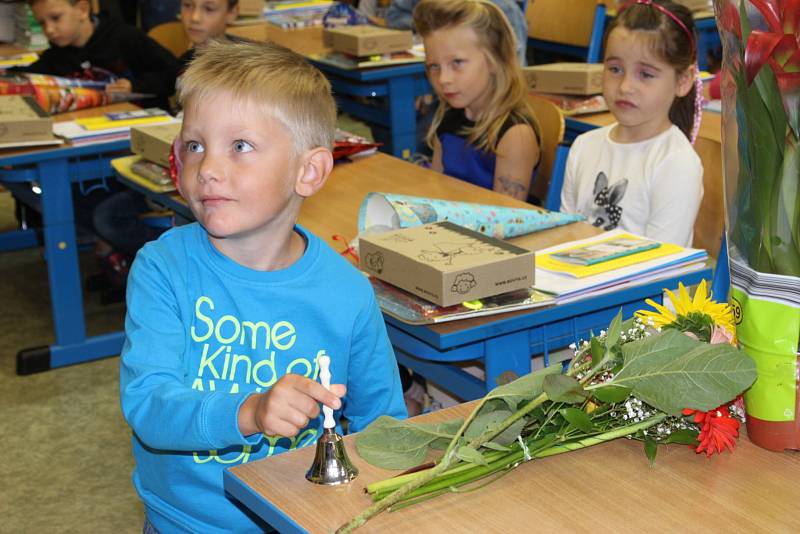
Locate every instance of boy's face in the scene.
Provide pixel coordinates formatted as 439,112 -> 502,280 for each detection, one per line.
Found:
179,91 -> 304,248
31,0 -> 91,48
181,0 -> 239,46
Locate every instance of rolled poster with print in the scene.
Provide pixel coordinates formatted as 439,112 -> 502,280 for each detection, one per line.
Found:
358,192 -> 583,240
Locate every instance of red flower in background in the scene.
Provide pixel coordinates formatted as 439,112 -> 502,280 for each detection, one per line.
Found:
743,0 -> 800,136
682,404 -> 741,456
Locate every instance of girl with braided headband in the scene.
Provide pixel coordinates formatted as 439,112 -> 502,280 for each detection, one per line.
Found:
560,0 -> 704,247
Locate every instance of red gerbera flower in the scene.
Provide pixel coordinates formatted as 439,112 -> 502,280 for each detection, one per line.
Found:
682,404 -> 741,456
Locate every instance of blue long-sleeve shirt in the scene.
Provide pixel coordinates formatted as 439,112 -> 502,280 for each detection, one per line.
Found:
120,223 -> 406,533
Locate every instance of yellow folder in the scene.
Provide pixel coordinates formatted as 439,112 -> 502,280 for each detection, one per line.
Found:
537,233 -> 685,278
75,115 -> 172,131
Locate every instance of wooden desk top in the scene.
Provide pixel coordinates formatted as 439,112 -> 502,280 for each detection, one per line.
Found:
228,402 -> 800,533
572,109 -> 722,144
303,153 -> 593,256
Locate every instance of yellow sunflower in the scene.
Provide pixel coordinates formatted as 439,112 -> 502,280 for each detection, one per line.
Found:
635,280 -> 736,341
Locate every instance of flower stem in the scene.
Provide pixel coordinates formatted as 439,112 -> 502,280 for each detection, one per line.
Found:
368,415 -> 667,506
338,360 -> 598,532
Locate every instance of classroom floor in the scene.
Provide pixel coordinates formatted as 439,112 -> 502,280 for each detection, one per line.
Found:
0,190 -> 143,532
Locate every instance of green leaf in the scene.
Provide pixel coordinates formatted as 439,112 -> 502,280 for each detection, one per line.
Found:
464,409 -> 511,441
493,416 -> 527,446
590,336 -> 604,366
456,445 -> 488,466
592,385 -> 632,404
560,407 -> 594,433
644,437 -> 657,467
542,374 -> 586,403
664,428 -> 700,446
605,310 -> 623,349
611,330 -> 757,416
482,441 -> 511,452
485,362 -> 563,410
355,416 -> 463,469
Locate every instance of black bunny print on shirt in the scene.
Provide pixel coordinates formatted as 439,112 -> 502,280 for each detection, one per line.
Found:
589,172 -> 628,230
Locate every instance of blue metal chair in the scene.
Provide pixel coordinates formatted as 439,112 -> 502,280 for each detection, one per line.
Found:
527,0 -> 607,63
544,143 -> 570,211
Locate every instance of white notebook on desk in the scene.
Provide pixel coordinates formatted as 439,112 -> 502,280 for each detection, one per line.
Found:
533,230 -> 708,301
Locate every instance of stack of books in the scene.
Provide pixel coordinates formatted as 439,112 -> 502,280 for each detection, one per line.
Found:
53,108 -> 177,146
533,230 -> 709,303
127,121 -> 182,192
0,95 -> 63,150
14,2 -> 48,50
0,2 -> 15,43
233,0 -> 334,26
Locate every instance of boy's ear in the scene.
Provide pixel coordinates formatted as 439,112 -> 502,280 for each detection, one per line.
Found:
226,4 -> 239,24
294,147 -> 334,198
676,67 -> 694,98
76,0 -> 91,18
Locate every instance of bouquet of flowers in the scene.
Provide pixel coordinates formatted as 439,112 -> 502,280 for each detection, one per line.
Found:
337,280 -> 756,533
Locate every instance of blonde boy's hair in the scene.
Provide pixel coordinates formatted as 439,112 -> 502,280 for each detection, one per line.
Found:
413,0 -> 538,154
178,40 -> 336,155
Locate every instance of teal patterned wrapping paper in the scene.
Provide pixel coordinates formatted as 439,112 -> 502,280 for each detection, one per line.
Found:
358,192 -> 583,239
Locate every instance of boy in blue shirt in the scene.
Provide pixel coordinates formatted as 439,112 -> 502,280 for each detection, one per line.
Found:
120,40 -> 407,533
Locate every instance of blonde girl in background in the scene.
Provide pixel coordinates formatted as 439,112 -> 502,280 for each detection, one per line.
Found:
560,0 -> 704,247
413,0 -> 540,201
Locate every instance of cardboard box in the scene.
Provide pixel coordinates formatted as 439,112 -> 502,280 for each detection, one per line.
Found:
323,25 -> 413,57
237,0 -> 264,17
524,63 -> 604,96
0,95 -> 52,143
359,221 -> 535,307
130,121 -> 182,168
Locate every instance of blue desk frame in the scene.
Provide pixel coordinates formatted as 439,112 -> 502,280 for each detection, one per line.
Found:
0,141 -> 130,374
310,60 -> 431,159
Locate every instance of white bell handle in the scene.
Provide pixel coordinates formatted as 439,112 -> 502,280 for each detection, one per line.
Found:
318,355 -> 335,429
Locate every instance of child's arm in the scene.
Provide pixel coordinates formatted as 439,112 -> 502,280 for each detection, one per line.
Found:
105,78 -> 132,93
7,49 -> 64,76
237,375 -> 345,438
342,290 -> 407,431
120,248 -> 258,452
493,124 -> 539,201
645,151 -> 704,247
117,26 -> 180,100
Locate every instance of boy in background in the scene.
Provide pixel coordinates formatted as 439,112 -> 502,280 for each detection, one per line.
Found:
17,0 -> 178,109
178,0 -> 241,70
120,40 -> 406,533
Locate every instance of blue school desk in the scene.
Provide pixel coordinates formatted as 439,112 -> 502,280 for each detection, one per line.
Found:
0,138 -> 130,374
310,60 -> 430,159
